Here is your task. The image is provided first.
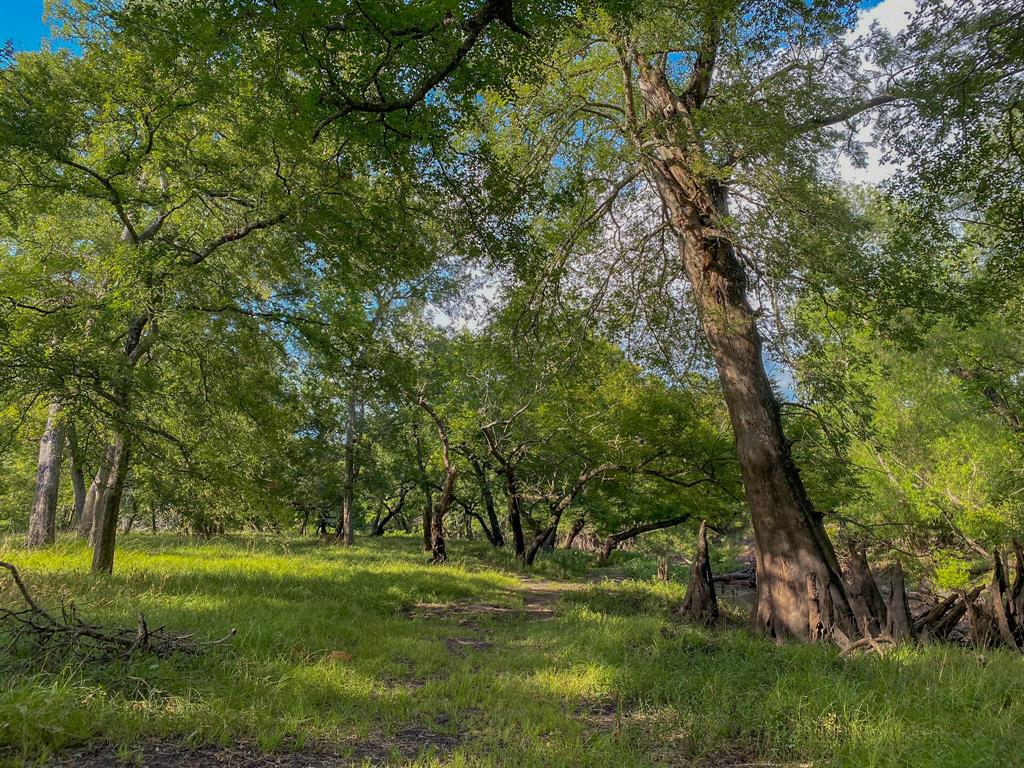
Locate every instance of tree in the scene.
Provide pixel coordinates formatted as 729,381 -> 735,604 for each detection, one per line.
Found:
26,401 -> 64,547
463,0 -> 995,638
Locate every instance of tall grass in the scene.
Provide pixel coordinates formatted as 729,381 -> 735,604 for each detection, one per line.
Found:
1,534 -> 1022,766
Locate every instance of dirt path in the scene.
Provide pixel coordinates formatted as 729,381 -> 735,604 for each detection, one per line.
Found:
413,569 -> 631,622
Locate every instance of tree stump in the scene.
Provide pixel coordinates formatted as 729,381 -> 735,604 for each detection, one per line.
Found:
681,521 -> 718,626
844,542 -> 886,633
883,560 -> 915,642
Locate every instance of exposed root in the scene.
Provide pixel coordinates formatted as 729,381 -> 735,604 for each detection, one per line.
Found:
0,560 -> 235,665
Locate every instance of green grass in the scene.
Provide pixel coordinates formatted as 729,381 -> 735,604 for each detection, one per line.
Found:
1,534 -> 1023,767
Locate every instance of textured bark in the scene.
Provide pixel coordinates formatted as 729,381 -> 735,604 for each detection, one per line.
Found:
431,465 -> 457,563
681,521 -> 719,625
496,468 -> 526,558
80,444 -> 115,541
963,589 -> 997,650
883,561 -> 914,642
418,398 -> 456,563
625,51 -> 853,640
1010,540 -> 1024,626
845,543 -> 887,633
91,437 -> 129,574
989,550 -> 1022,651
27,402 -> 66,547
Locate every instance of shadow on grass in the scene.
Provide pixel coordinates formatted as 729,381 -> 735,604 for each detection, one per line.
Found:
1,535 -> 1023,767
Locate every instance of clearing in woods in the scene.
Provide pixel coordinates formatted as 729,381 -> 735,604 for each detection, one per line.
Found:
1,535 -> 1023,767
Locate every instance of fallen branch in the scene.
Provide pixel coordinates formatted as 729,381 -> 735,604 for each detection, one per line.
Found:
0,560 -> 235,664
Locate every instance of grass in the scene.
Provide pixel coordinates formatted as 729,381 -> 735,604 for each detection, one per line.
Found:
0,534 -> 1022,767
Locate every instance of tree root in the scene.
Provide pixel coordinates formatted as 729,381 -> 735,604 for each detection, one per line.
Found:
0,561 -> 235,665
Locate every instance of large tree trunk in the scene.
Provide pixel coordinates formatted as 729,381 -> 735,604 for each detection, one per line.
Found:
66,424 -> 87,525
91,436 -> 129,574
630,55 -> 853,640
27,401 -> 65,547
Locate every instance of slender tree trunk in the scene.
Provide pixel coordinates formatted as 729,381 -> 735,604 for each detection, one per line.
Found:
629,55 -> 853,640
371,487 -> 411,536
414,424 -> 433,552
339,395 -> 357,545
561,515 -> 586,550
80,444 -> 114,540
123,496 -> 137,534
66,424 -> 87,525
503,468 -> 526,558
431,466 -> 457,563
27,401 -> 65,547
417,398 -> 457,564
525,462 -> 619,565
91,436 -> 129,574
467,454 -> 504,547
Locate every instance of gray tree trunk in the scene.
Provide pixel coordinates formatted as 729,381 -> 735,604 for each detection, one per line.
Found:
92,436 -> 129,573
27,401 -> 65,547
79,444 -> 115,540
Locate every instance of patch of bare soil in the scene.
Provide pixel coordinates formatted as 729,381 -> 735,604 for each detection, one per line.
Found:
408,575 -> 594,626
42,719 -> 468,768
347,715 -> 467,764
406,600 -> 553,621
444,636 -> 493,655
575,696 -> 625,731
42,741 -> 344,768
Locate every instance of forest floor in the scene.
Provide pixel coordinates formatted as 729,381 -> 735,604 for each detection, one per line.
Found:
1,535 -> 1023,767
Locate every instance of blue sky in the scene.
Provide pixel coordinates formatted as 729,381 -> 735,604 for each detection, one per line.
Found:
4,0 -> 894,53
3,1 -> 51,52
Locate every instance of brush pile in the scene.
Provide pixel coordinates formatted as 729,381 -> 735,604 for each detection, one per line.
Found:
0,560 -> 234,664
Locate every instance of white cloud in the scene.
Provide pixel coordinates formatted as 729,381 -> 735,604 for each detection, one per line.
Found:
852,0 -> 917,38
837,0 -> 919,186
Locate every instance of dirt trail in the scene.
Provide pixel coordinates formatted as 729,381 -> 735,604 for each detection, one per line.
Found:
413,569 -> 630,622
